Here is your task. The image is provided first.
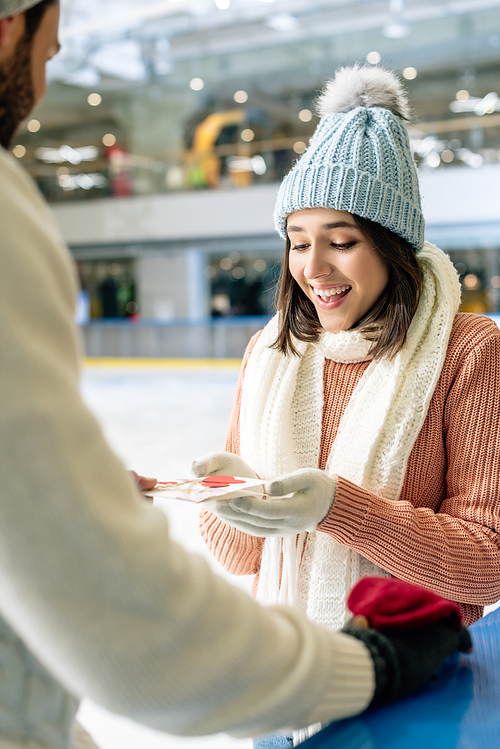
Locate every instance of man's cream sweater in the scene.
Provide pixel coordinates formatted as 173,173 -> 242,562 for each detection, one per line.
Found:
0,147 -> 374,748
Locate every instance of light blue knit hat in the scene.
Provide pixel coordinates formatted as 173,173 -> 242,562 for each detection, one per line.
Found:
274,65 -> 425,251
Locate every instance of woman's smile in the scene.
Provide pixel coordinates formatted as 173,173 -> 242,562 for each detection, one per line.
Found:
311,284 -> 352,308
287,207 -> 389,334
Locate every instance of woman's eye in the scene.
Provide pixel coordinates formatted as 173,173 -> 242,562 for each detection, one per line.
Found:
291,244 -> 309,251
332,242 -> 355,250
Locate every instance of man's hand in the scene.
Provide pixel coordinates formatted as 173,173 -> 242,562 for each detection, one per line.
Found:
130,471 -> 157,492
341,577 -> 473,707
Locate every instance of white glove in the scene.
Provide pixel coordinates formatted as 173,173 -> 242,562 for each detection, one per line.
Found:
192,451 -> 264,525
191,451 -> 258,480
208,468 -> 336,537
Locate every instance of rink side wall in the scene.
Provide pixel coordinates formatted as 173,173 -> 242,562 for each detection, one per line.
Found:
51,166 -> 500,357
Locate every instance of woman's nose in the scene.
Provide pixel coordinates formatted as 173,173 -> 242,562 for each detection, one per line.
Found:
304,244 -> 332,279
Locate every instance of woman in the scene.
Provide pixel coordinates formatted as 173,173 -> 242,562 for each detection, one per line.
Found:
195,65 -> 500,745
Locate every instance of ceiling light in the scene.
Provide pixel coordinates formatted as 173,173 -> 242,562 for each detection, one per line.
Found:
293,141 -> 306,154
383,21 -> 409,38
189,77 -> 204,91
241,129 -> 255,142
60,1 -> 188,39
234,90 -> 248,103
91,40 -> 147,82
456,148 -> 483,168
366,51 -> 381,65
251,155 -> 267,175
87,93 -> 102,106
413,135 -> 438,158
27,119 -> 40,133
456,90 -> 469,101
35,145 -> 98,165
265,13 -> 300,33
102,133 -> 117,147
299,109 -> 313,122
55,68 -> 101,89
449,92 -> 500,115
463,273 -> 479,289
474,92 -> 498,116
215,0 -> 230,8
426,152 -> 440,168
12,145 -> 26,158
383,0 -> 410,38
403,67 -> 417,80
441,150 -> 454,163
254,260 -> 267,272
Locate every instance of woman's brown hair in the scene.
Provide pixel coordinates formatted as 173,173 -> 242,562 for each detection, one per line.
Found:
272,214 -> 424,361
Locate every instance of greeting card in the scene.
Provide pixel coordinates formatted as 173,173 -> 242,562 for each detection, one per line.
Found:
146,475 -> 263,503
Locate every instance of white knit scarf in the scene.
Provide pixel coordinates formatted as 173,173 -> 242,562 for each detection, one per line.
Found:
240,243 -> 459,743
240,242 -> 460,618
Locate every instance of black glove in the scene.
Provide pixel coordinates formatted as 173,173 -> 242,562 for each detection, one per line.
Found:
342,616 -> 471,707
341,576 -> 472,707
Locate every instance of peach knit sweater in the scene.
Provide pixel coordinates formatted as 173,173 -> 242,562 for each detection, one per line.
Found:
200,313 -> 500,626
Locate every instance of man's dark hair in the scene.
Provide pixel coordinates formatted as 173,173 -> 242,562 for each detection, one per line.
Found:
272,215 -> 424,361
24,0 -> 57,41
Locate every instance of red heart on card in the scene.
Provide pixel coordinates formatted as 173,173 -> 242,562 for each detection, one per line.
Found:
201,476 -> 247,488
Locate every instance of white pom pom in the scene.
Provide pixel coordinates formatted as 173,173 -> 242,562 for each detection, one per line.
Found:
316,64 -> 411,121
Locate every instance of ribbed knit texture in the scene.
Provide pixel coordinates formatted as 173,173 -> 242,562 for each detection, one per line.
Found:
0,148 -> 379,746
273,105 -> 424,250
0,0 -> 41,18
200,314 -> 500,628
236,243 -> 460,644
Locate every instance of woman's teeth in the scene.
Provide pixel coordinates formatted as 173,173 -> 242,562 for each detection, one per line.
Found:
313,285 -> 351,300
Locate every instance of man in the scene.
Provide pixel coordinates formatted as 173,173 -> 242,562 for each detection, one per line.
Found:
0,2 -> 470,748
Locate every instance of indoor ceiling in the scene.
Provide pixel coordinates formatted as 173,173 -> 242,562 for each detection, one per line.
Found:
50,0 -> 500,88
16,0 -> 500,196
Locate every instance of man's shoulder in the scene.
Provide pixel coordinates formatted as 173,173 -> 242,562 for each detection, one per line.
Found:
0,145 -> 45,211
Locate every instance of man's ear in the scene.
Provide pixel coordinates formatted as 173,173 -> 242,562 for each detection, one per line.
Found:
0,14 -> 23,51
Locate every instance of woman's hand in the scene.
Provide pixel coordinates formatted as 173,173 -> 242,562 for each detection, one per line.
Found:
204,468 -> 336,536
191,451 -> 258,480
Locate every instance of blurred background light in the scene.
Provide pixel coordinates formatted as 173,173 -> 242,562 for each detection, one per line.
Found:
234,90 -> 248,103
298,109 -> 313,122
87,93 -> 102,106
403,66 -> 417,80
189,77 -> 204,90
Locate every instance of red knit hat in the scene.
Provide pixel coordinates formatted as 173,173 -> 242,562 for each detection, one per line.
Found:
347,577 -> 462,632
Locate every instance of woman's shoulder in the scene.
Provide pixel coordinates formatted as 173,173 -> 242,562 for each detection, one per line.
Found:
244,329 -> 263,357
443,313 -> 500,375
449,312 -> 500,350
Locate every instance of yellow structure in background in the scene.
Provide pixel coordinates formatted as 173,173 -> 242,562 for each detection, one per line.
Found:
185,109 -> 250,189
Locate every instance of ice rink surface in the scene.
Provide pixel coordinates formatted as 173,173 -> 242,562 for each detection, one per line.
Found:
78,361 -> 254,749
75,359 -> 500,749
